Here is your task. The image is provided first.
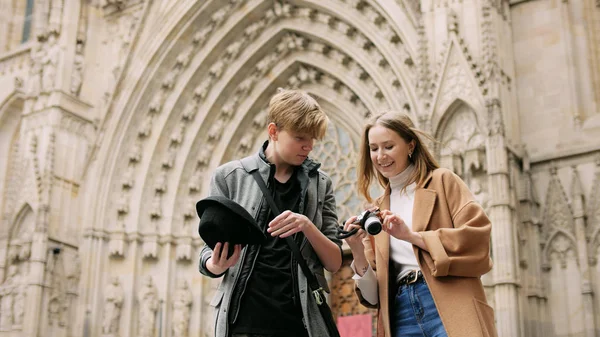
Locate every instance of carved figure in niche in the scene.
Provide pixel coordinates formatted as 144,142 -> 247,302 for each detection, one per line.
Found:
0,265 -> 18,329
71,42 -> 85,95
12,283 -> 24,326
102,277 -> 124,336
42,34 -> 61,93
138,276 -> 158,337
470,175 -> 489,211
172,280 -> 193,337
28,43 -> 44,97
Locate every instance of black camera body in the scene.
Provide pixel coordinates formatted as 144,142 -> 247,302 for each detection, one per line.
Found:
354,209 -> 382,235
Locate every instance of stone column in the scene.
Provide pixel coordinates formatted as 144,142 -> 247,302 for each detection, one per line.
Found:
570,167 -> 597,336
519,162 -> 545,337
485,99 -> 522,337
23,207 -> 49,337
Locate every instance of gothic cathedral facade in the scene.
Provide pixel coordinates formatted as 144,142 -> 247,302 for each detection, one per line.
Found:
0,0 -> 600,336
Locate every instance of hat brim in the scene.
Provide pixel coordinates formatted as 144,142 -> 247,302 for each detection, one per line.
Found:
196,196 -> 266,249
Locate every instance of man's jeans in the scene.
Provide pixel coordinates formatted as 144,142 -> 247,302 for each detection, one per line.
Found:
392,278 -> 448,337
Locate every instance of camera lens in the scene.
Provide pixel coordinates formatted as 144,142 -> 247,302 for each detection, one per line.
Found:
364,216 -> 382,235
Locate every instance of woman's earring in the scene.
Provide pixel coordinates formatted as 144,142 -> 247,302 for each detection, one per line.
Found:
408,152 -> 412,159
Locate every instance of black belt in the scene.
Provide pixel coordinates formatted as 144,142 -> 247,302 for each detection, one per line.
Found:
397,269 -> 423,286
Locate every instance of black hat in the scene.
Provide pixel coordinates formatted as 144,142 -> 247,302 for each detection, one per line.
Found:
196,196 -> 266,257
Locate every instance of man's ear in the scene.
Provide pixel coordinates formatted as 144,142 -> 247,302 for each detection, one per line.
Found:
267,123 -> 278,141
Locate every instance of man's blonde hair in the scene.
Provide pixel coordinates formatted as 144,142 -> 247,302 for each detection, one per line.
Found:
267,88 -> 328,140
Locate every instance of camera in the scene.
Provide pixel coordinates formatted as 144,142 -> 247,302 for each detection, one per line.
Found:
354,209 -> 382,235
336,208 -> 383,239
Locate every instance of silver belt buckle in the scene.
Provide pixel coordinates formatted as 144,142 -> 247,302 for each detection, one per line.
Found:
406,270 -> 419,285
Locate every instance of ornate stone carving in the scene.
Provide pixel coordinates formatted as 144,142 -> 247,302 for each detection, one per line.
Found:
543,168 -> 575,243
41,34 -> 61,93
154,170 -> 168,193
148,92 -> 166,114
142,237 -> 158,260
13,283 -> 24,327
172,280 -> 192,337
71,41 -> 85,95
197,144 -> 215,168
587,158 -> 600,261
162,148 -> 177,169
48,0 -> 65,35
548,234 -> 575,269
116,192 -> 130,216
207,119 -> 225,141
27,43 -> 44,98
0,265 -> 19,329
122,165 -> 135,189
138,117 -> 153,138
109,222 -> 127,258
150,194 -> 162,219
188,170 -> 203,193
175,45 -> 194,69
486,99 -> 504,137
170,123 -> 185,146
193,80 -> 211,101
102,277 -> 124,336
192,25 -> 213,47
181,102 -> 198,121
129,141 -> 142,163
137,276 -> 159,337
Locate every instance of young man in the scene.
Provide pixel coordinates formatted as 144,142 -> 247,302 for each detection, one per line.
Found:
198,89 -> 343,337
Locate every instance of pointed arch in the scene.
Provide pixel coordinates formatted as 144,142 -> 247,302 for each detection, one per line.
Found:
542,230 -> 578,269
434,99 -> 486,177
428,37 -> 486,135
89,0 -> 421,236
0,92 -> 25,234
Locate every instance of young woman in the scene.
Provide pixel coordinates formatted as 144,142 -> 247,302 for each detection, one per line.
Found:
343,112 -> 497,337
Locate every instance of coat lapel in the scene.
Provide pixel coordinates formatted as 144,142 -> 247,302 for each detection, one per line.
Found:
412,189 -> 436,232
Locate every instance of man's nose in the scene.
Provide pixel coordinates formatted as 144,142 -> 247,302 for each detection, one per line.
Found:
303,140 -> 313,151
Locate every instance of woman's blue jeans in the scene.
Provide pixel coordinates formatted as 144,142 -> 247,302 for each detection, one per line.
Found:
392,278 -> 448,337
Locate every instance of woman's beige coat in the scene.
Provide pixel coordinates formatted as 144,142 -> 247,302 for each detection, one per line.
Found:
356,168 -> 498,337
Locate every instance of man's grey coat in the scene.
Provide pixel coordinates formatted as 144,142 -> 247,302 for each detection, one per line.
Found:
198,149 -> 342,337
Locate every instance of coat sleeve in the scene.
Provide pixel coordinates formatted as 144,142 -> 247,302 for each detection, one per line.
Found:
354,235 -> 379,309
418,170 -> 493,278
198,168 -> 230,278
319,175 -> 343,253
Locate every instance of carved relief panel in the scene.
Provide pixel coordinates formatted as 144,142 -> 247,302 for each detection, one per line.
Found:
437,103 -> 488,208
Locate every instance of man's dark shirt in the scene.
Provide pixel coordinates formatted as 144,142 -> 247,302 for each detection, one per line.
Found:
231,168 -> 308,337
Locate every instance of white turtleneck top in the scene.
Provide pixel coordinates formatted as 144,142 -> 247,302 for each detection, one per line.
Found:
351,164 -> 420,305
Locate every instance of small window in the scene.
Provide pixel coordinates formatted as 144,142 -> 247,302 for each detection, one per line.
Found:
21,0 -> 35,43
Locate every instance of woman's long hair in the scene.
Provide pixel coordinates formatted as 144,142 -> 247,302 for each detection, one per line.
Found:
357,112 -> 439,204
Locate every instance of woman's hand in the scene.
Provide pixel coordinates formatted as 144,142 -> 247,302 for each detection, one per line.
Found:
379,210 -> 427,250
206,242 -> 242,275
380,210 -> 413,241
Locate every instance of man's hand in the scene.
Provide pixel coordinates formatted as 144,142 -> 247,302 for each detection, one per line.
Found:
267,210 -> 313,238
206,242 -> 242,275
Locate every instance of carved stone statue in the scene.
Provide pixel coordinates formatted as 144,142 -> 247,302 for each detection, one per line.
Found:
172,280 -> 193,337
42,34 -> 61,93
13,284 -> 25,326
137,276 -> 158,337
0,265 -> 18,329
71,42 -> 85,95
102,277 -> 124,336
27,43 -> 44,97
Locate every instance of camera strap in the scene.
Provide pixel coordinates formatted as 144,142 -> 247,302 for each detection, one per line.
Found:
248,169 -> 341,337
